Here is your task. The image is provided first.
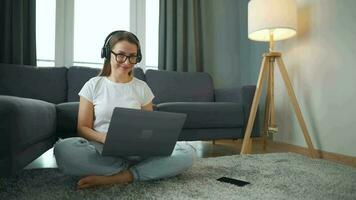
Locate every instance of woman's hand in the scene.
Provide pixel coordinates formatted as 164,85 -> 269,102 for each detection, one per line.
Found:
100,133 -> 107,144
142,102 -> 153,111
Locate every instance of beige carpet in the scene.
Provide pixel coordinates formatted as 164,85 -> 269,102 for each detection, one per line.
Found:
1,152 -> 356,200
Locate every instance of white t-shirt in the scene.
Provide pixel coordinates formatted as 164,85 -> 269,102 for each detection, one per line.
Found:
78,76 -> 155,134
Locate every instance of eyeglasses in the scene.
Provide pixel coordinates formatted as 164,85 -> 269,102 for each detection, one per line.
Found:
111,51 -> 138,64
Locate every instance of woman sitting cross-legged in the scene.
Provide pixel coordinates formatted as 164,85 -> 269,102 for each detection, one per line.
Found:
54,30 -> 195,189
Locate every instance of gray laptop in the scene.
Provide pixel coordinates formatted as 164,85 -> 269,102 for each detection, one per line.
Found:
102,107 -> 187,157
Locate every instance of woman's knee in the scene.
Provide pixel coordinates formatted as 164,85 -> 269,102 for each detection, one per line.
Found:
173,144 -> 196,169
53,137 -> 95,174
54,137 -> 90,157
180,151 -> 195,170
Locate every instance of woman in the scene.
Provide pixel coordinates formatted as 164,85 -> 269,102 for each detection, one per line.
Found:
54,30 -> 195,189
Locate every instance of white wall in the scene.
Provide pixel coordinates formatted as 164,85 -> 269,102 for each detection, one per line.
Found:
273,0 -> 356,157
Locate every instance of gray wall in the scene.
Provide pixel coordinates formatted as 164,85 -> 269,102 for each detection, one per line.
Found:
273,0 -> 356,157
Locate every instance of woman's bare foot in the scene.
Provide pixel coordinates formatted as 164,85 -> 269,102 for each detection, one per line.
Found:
77,170 -> 134,189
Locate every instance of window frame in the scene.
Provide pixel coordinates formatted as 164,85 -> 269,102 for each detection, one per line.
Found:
38,0 -> 156,70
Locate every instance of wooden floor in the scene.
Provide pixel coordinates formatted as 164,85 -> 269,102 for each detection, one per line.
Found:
25,138 -> 356,169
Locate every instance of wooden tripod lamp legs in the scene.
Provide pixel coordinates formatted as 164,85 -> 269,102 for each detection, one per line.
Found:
241,57 -> 269,154
240,53 -> 318,158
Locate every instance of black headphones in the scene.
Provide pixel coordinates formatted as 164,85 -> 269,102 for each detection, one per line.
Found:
100,30 -> 142,63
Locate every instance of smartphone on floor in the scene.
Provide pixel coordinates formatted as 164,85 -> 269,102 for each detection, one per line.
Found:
217,177 -> 250,187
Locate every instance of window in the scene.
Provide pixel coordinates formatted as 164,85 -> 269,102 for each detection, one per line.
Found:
36,0 -> 56,67
36,0 -> 159,69
73,0 -> 130,68
145,0 -> 159,69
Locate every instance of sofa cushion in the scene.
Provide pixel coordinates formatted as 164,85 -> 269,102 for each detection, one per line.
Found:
145,70 -> 214,104
67,66 -> 100,102
67,66 -> 145,102
157,102 -> 244,128
56,102 -> 79,138
0,63 -> 67,104
132,67 -> 146,81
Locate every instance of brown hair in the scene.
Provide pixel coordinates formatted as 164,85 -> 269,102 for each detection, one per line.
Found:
98,31 -> 141,77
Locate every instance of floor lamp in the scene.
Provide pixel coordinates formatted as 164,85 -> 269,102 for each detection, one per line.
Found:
240,0 -> 318,158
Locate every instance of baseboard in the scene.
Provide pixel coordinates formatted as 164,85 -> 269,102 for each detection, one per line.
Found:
269,141 -> 356,168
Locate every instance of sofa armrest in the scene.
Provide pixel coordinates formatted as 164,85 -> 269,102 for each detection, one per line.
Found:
214,87 -> 242,103
214,86 -> 259,136
214,85 -> 256,118
241,85 -> 256,119
0,95 -> 56,158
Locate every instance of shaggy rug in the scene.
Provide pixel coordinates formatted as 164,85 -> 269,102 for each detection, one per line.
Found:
1,153 -> 355,200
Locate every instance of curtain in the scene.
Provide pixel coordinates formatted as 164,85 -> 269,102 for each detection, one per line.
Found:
0,0 -> 37,65
158,0 -> 203,72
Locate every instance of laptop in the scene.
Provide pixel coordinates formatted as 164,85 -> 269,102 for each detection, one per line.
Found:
101,107 -> 187,157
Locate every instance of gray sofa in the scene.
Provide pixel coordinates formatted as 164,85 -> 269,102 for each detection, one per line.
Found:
0,63 -> 259,177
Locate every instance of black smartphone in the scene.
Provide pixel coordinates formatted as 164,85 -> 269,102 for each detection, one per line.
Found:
216,177 -> 250,187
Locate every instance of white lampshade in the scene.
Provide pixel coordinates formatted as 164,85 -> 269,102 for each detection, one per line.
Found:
248,0 -> 297,42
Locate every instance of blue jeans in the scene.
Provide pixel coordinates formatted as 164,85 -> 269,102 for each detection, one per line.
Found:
53,137 -> 195,181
